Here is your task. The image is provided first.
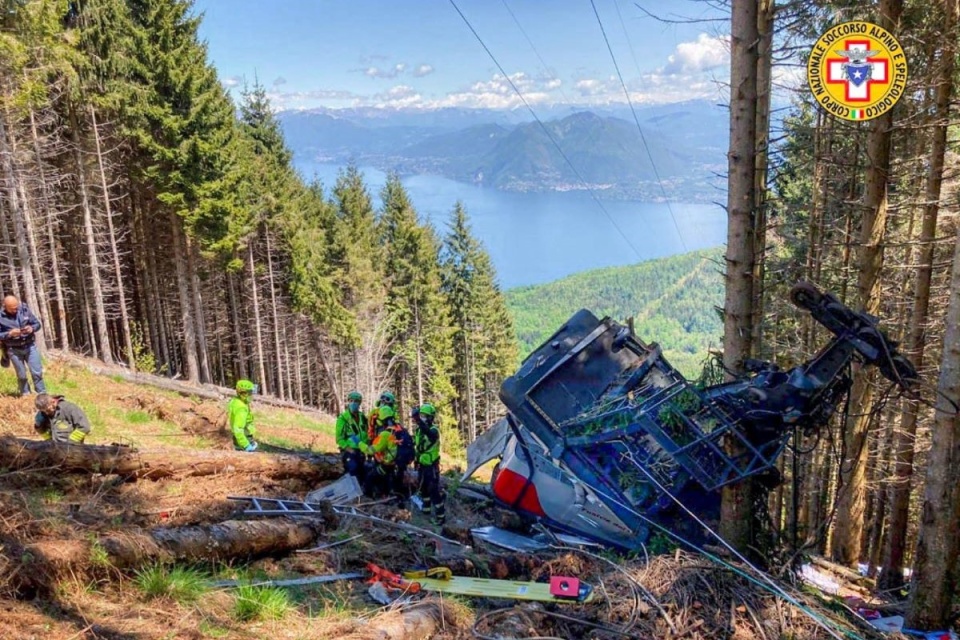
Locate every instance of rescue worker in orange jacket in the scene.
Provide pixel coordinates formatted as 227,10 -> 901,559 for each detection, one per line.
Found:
360,402 -> 414,498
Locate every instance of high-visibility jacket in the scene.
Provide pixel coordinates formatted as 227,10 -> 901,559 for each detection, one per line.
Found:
336,409 -> 368,450
414,423 -> 441,465
368,426 -> 400,465
228,396 -> 256,448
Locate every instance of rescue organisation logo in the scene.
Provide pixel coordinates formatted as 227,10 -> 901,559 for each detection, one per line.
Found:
806,21 -> 908,122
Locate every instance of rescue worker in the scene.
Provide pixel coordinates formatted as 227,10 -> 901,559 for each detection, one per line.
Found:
34,393 -> 91,444
361,402 -> 414,498
335,390 -> 368,482
413,403 -> 446,525
367,391 -> 396,442
229,379 -> 258,451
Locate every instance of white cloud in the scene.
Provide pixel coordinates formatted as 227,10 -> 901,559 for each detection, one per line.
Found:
272,76 -> 287,87
413,64 -> 435,77
223,75 -> 242,89
268,88 -> 363,110
362,63 -> 407,79
418,71 -> 563,109
373,85 -> 423,108
661,33 -> 730,75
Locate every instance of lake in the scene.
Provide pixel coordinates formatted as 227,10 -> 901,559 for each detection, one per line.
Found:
297,161 -> 727,289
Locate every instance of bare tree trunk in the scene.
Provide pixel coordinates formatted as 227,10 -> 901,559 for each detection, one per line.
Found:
880,0 -> 956,591
0,205 -> 20,296
226,268 -> 247,380
185,235 -> 210,382
750,0 -> 774,359
15,518 -> 332,593
69,105 -> 113,363
89,105 -> 133,368
248,242 -> 268,391
720,0 -> 760,553
905,207 -> 960,630
832,0 -> 903,567
168,210 -> 198,382
0,436 -> 342,481
0,116 -> 44,350
265,230 -> 286,399
28,106 -> 68,349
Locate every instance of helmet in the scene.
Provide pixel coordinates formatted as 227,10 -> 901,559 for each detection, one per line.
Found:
236,379 -> 255,393
378,405 -> 396,421
419,403 -> 437,417
379,391 -> 396,406
347,390 -> 362,403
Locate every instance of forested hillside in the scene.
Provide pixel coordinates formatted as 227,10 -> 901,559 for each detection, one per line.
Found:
0,0 -> 516,451
506,249 -> 723,377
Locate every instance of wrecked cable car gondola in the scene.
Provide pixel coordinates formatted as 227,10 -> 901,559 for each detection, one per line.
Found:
464,282 -> 918,550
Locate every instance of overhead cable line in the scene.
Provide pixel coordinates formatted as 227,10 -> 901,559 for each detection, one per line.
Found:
590,0 -> 689,252
499,0 -> 573,105
448,0 -> 647,262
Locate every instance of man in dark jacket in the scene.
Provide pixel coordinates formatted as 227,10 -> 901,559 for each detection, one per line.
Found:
34,393 -> 91,444
0,296 -> 45,396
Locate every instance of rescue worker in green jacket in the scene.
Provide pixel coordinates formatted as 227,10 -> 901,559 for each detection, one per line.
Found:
34,393 -> 91,444
229,379 -> 258,451
335,390 -> 368,482
413,403 -> 445,525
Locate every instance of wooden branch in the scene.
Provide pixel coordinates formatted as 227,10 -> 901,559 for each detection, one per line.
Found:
0,436 -> 342,481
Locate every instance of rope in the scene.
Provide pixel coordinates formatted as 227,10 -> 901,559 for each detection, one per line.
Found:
588,0 -> 688,252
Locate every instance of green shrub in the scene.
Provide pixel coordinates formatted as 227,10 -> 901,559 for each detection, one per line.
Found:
135,565 -> 209,603
233,585 -> 290,621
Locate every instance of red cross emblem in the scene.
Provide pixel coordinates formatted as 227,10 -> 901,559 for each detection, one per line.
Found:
826,40 -> 889,103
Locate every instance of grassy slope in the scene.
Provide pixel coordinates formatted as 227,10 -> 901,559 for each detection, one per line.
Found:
0,358 -> 336,452
506,248 -> 724,378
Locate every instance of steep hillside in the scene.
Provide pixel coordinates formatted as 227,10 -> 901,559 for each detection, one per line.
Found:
506,248 -> 724,377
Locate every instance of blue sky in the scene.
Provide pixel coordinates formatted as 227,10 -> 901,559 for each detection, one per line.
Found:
193,0 -> 734,111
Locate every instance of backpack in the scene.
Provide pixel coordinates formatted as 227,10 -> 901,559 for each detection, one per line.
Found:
393,425 -> 415,467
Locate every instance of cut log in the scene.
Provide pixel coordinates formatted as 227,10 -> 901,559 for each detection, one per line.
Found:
0,436 -> 342,481
10,517 -> 334,594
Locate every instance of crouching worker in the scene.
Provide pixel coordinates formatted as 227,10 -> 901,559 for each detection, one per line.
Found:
336,391 -> 367,482
35,393 -> 91,444
413,403 -> 446,525
229,379 -> 258,451
361,404 -> 414,499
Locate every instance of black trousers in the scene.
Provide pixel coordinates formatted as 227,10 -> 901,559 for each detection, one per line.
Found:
369,462 -> 406,498
417,462 -> 446,523
341,449 -> 367,483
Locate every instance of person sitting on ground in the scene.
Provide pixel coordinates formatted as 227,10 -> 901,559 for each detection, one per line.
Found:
34,393 -> 91,444
413,403 -> 446,525
229,379 -> 258,451
335,390 -> 368,482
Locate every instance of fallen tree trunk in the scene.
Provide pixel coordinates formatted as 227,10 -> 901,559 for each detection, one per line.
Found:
47,349 -> 332,417
9,516 -> 335,595
0,436 -> 342,481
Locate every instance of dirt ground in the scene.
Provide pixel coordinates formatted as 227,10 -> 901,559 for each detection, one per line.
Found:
0,357 -> 888,640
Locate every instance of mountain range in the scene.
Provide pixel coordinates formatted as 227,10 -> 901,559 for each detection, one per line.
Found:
278,100 -> 730,201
